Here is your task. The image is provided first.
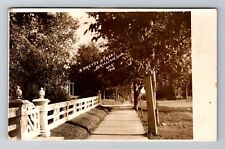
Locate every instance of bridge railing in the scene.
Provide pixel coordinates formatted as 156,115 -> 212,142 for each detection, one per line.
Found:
8,87 -> 101,140
47,96 -> 99,130
8,107 -> 20,140
8,101 -> 40,140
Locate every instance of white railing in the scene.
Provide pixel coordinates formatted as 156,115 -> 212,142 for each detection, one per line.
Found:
23,103 -> 40,140
47,96 -> 99,130
8,92 -> 100,140
8,101 -> 40,140
8,107 -> 20,140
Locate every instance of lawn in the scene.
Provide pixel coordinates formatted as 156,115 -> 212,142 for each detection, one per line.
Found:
101,98 -> 125,105
51,99 -> 192,140
138,100 -> 193,140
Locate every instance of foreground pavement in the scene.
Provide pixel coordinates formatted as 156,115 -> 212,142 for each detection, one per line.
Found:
88,102 -> 147,140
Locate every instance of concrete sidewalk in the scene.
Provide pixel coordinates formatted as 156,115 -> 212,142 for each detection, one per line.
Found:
88,109 -> 147,140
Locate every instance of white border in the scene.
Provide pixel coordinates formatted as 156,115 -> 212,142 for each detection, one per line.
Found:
8,8 -> 217,141
192,9 -> 217,141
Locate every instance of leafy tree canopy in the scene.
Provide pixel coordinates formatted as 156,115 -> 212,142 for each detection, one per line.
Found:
87,12 -> 191,93
69,43 -> 102,97
9,12 -> 79,102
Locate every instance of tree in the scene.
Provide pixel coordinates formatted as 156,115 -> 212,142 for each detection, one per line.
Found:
69,43 -> 103,97
87,12 -> 191,105
9,12 -> 79,102
76,43 -> 100,66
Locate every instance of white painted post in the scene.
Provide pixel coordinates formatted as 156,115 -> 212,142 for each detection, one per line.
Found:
32,88 -> 50,137
9,87 -> 30,140
143,75 -> 158,137
65,102 -> 69,121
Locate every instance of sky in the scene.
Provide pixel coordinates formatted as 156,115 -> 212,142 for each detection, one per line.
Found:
69,11 -> 96,46
68,10 -> 106,53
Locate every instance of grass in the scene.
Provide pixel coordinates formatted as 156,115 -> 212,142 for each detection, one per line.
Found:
138,100 -> 193,140
101,99 -> 125,105
51,99 -> 193,140
50,106 -> 110,140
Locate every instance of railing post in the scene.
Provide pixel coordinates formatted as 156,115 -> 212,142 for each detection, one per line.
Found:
32,88 -> 50,137
9,86 -> 31,140
97,90 -> 102,104
66,102 -> 69,121
9,100 -> 31,140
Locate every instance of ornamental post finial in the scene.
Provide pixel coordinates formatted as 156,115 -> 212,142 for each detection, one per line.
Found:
16,86 -> 22,99
39,87 -> 45,99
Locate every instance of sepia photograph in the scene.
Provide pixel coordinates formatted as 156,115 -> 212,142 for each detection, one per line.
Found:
7,8 -> 216,141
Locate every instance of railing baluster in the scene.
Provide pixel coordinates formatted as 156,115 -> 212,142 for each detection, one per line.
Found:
45,96 -> 99,131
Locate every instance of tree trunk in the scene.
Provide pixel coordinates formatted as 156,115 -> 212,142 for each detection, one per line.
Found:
115,87 -> 118,100
130,83 -> 134,102
186,85 -> 188,100
103,90 -> 105,100
133,82 -> 139,111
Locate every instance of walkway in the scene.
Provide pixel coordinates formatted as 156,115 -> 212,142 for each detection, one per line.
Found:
88,101 -> 147,140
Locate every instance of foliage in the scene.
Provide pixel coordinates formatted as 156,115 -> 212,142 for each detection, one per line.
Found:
9,12 -> 79,102
69,43 -> 103,97
76,43 -> 100,66
87,12 -> 192,98
70,43 -> 136,97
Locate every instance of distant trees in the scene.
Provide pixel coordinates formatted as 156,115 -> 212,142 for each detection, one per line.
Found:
69,42 -> 137,98
87,12 -> 192,101
69,43 -> 102,97
9,12 -> 79,102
